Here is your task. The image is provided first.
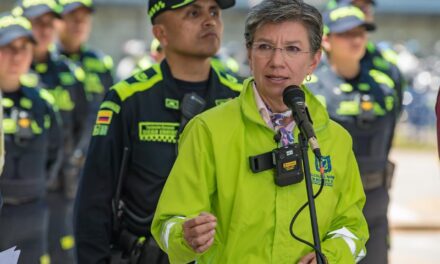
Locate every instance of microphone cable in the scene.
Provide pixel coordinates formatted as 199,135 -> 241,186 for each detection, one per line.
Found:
289,156 -> 327,263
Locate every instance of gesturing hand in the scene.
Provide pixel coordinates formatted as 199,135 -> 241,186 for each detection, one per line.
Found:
298,252 -> 318,264
183,212 -> 217,253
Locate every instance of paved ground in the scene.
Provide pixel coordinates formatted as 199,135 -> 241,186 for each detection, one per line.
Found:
388,148 -> 440,264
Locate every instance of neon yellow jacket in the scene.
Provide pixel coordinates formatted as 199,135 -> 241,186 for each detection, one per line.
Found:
152,78 -> 369,263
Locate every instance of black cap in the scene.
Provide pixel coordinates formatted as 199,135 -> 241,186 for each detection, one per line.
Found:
0,12 -> 36,47
14,0 -> 62,19
323,4 -> 375,34
148,0 -> 235,23
59,0 -> 95,16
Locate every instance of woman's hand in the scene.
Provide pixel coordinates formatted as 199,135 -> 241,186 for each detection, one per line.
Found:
298,252 -> 317,264
183,212 -> 217,253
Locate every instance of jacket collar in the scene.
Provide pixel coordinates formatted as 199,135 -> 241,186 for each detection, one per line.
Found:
240,77 -> 330,137
160,59 -> 225,110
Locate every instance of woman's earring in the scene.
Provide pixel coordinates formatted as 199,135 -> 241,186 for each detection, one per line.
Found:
306,74 -> 312,82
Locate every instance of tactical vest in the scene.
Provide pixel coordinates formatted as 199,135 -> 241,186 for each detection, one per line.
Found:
61,46 -> 113,104
307,60 -> 399,175
30,51 -> 88,154
1,87 -> 52,204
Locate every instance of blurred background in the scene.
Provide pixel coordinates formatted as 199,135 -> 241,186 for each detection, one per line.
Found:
1,0 -> 439,263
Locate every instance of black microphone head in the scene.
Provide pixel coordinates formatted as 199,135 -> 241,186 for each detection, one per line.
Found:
283,85 -> 304,108
181,92 -> 206,120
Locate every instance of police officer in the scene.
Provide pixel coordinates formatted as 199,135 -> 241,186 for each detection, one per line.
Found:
0,88 -> 3,173
327,0 -> 375,24
0,12 -> 62,263
326,1 -> 405,263
57,0 -> 115,162
307,5 -> 403,264
16,0 -> 90,262
0,82 -> 3,214
74,0 -> 241,262
326,0 -> 405,106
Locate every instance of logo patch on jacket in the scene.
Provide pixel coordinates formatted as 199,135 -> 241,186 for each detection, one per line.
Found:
312,155 -> 334,187
138,122 -> 179,143
315,155 -> 332,173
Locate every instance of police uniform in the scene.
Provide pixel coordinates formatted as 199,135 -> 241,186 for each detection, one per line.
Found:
59,45 -> 114,151
325,0 -> 404,113
325,0 -> 404,107
57,0 -> 114,172
32,50 -> 88,161
59,46 -> 114,115
0,10 -> 62,263
74,60 -> 242,264
0,91 -> 4,174
0,90 -> 4,213
308,5 -> 403,263
362,41 -> 404,114
0,84 -> 62,264
30,47 -> 89,256
17,1 -> 90,261
307,56 -> 400,264
57,47 -> 114,210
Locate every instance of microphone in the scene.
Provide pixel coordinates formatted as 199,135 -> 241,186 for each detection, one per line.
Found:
282,85 -> 322,158
178,92 -> 206,134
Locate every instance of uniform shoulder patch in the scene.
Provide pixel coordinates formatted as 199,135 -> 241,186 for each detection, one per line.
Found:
112,64 -> 163,102
82,49 -> 114,72
20,72 -> 40,88
96,110 -> 113,125
93,108 -> 114,137
211,63 -> 243,92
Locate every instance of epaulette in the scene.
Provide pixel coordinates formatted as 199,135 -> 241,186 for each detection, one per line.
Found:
366,41 -> 376,54
369,69 -> 395,89
20,72 -> 40,88
82,47 -> 114,72
20,86 -> 55,109
111,64 -> 162,102
56,58 -> 84,84
378,47 -> 398,66
211,60 -> 242,92
38,88 -> 57,107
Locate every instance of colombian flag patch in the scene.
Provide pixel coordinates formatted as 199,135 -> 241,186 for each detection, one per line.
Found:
96,110 -> 113,125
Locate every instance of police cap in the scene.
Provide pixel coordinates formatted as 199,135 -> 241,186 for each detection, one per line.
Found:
336,0 -> 375,5
59,0 -> 95,16
323,4 -> 375,34
0,12 -> 36,47
148,0 -> 235,24
14,0 -> 61,19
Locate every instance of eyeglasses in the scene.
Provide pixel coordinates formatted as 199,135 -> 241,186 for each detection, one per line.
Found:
251,42 -> 311,58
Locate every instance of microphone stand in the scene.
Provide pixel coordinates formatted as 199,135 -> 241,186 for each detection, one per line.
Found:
298,132 -> 323,264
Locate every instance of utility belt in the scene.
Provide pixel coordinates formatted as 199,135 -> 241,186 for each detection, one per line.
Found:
111,147 -> 168,264
110,228 -> 163,264
362,161 -> 395,191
